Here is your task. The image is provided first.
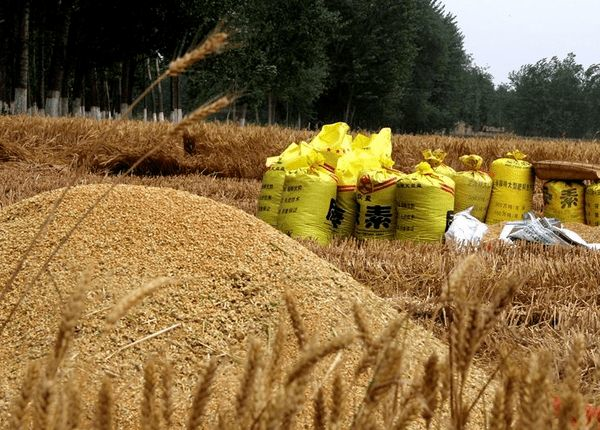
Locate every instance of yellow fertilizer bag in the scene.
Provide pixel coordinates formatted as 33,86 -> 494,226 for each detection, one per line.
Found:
543,180 -> 585,223
277,163 -> 338,245
395,162 -> 455,242
257,142 -> 319,227
309,122 -> 351,172
422,148 -> 456,178
485,150 -> 535,224
333,134 -> 388,237
453,155 -> 493,222
585,182 -> 600,226
354,167 -> 403,240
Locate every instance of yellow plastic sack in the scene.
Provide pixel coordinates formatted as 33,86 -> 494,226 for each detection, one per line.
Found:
422,149 -> 456,178
354,167 -> 403,240
485,150 -> 535,224
333,129 -> 394,237
309,122 -> 351,172
257,142 -> 320,227
585,182 -> 600,226
395,162 -> 455,242
277,166 -> 338,245
453,155 -> 492,221
543,180 -> 585,223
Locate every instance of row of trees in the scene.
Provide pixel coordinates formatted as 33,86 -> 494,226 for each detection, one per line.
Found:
1,0 -> 598,137
498,54 -> 600,138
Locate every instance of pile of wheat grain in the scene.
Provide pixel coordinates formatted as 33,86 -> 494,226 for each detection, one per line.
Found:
0,184 -> 492,427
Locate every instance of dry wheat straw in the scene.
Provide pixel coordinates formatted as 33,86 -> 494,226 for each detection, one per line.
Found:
187,357 -> 219,430
105,277 -> 178,329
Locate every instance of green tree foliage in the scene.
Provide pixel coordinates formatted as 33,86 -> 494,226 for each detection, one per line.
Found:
399,0 -> 468,132
505,54 -> 599,138
459,61 -> 496,131
315,0 -> 419,129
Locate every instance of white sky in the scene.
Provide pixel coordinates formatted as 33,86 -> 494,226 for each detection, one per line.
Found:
440,0 -> 600,86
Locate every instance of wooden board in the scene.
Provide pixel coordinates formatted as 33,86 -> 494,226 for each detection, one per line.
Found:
533,160 -> 600,181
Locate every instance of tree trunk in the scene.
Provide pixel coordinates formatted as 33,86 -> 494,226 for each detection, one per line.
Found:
155,58 -> 164,121
120,59 -> 133,118
104,74 -> 111,117
72,62 -> 85,117
15,0 -> 30,114
87,67 -> 100,120
45,0 -> 72,117
343,88 -> 353,124
240,103 -> 247,127
267,92 -> 273,125
285,101 -> 289,126
146,58 -> 157,121
170,75 -> 181,123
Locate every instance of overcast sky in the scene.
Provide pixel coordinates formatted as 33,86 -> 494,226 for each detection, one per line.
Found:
441,0 -> 600,86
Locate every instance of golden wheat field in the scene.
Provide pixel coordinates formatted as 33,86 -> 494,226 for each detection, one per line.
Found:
2,116 -> 600,429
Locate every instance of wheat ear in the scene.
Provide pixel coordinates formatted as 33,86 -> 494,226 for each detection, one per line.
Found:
187,356 -> 219,430
283,290 -> 307,351
9,360 -> 41,430
105,277 -> 178,329
96,377 -> 114,430
171,94 -> 237,135
167,32 -> 228,76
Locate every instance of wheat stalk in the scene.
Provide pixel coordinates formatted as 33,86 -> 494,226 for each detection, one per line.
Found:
64,376 -> 82,430
329,371 -> 345,430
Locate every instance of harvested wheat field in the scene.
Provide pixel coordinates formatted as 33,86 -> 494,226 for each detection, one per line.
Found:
0,184 -> 492,428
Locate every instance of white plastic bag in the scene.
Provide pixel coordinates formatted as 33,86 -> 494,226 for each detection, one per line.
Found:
445,207 -> 489,247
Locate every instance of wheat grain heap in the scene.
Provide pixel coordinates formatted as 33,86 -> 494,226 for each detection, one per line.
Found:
0,184 -> 489,427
